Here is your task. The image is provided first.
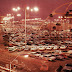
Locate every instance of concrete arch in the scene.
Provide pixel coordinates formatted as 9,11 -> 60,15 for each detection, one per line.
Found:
39,2 -> 72,30
46,2 -> 72,21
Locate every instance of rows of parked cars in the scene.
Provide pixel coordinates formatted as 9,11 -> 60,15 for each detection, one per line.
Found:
29,49 -> 72,61
56,64 -> 72,72
6,43 -> 72,53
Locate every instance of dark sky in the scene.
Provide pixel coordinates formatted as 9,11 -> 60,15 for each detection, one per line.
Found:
0,0 -> 72,19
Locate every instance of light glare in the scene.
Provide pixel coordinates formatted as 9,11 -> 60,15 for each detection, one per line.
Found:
26,7 -> 30,10
31,9 -> 33,12
34,7 -> 39,11
13,8 -> 16,11
17,7 -> 20,10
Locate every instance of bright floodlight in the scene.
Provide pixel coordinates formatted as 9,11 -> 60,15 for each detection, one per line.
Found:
17,7 -> 20,10
13,8 -> 16,11
7,14 -> 11,17
15,9 -> 18,11
31,9 -> 33,12
13,8 -> 18,11
34,7 -> 39,11
58,16 -> 60,18
26,6 -> 30,10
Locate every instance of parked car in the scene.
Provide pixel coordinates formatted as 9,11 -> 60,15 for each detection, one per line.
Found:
39,46 -> 45,51
46,46 -> 53,50
67,50 -> 72,54
24,48 -> 30,51
56,55 -> 64,60
60,45 -> 67,50
8,46 -> 17,52
61,50 -> 68,53
43,54 -> 52,60
48,56 -> 56,61
17,47 -> 24,51
53,45 -> 59,50
34,53 -> 41,58
30,47 -> 38,51
63,64 -> 72,72
59,54 -> 68,59
68,45 -> 72,50
29,52 -> 36,57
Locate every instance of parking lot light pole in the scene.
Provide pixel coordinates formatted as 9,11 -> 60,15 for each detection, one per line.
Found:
25,8 -> 27,48
25,7 -> 39,48
10,62 -> 11,72
25,6 -> 30,48
12,6 -> 39,48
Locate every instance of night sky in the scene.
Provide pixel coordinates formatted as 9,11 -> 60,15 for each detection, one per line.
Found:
0,0 -> 72,19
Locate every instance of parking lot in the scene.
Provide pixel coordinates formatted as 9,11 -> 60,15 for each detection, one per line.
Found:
0,22 -> 72,72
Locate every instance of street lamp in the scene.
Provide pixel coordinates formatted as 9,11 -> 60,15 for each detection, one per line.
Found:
34,7 -> 39,11
24,6 -> 39,48
26,6 -> 30,10
12,6 -> 39,48
12,7 -> 20,11
12,7 -> 21,29
31,9 -> 33,12
17,7 -> 20,10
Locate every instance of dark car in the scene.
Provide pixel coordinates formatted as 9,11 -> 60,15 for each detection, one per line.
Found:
56,55 -> 64,60
63,64 -> 72,72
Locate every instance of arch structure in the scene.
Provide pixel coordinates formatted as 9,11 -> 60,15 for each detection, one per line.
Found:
39,2 -> 72,30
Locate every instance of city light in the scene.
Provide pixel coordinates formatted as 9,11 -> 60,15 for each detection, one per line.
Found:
12,8 -> 16,11
34,7 -> 39,11
12,7 -> 20,11
17,7 -> 20,10
31,9 -> 33,12
26,6 -> 30,10
7,14 -> 11,17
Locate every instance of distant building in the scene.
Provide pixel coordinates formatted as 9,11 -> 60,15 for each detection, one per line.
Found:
21,18 -> 44,24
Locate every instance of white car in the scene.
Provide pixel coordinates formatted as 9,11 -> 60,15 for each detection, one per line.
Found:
51,44 -> 55,46
39,46 -> 45,51
53,45 -> 59,50
29,52 -> 36,57
67,50 -> 72,54
46,46 -> 53,50
48,56 -> 56,61
31,47 -> 38,51
60,45 -> 67,50
34,54 -> 41,58
8,46 -> 17,52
